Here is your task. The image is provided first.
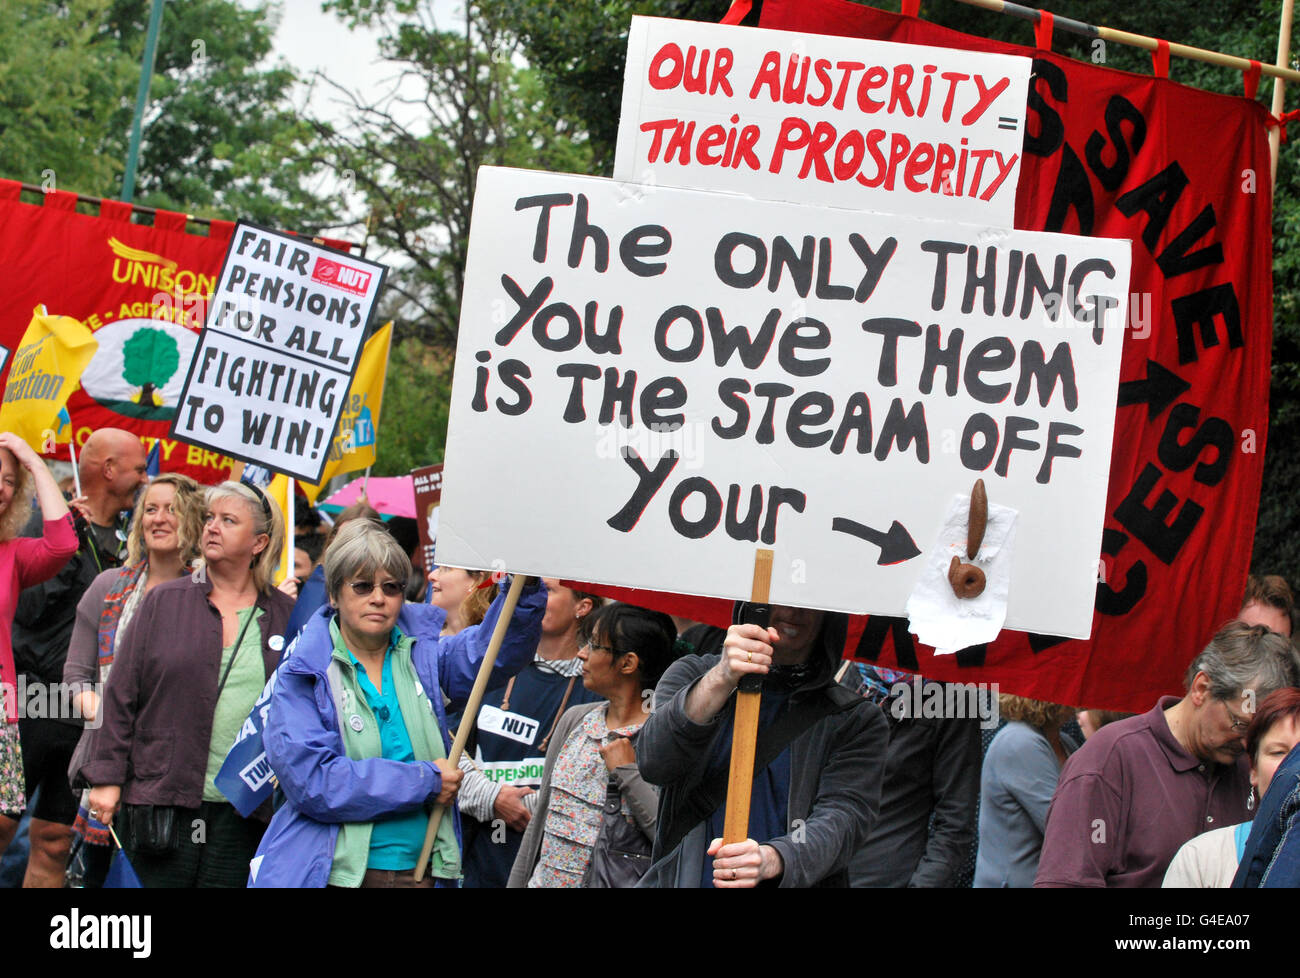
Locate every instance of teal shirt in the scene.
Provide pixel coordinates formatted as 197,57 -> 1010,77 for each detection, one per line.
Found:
346,632 -> 430,872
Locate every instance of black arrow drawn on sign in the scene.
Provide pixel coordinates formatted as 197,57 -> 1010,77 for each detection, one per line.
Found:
1116,359 -> 1190,421
831,518 -> 921,566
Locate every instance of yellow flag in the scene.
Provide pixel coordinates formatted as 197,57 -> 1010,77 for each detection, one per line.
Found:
266,472 -> 294,585
300,322 -> 393,505
0,306 -> 98,452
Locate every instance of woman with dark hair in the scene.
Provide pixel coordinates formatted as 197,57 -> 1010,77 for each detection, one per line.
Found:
1164,686 -> 1300,887
0,433 -> 76,841
974,696 -> 1080,888
81,480 -> 295,886
508,603 -> 678,887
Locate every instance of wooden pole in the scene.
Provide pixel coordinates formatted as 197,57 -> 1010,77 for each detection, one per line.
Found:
951,0 -> 1300,83
1270,0 -> 1296,196
721,548 -> 774,846
413,572 -> 528,881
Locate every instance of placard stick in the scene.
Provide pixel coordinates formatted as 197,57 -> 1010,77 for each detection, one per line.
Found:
1269,0 -> 1295,194
413,572 -> 528,881
68,435 -> 82,499
721,548 -> 774,846
952,0 -> 1300,83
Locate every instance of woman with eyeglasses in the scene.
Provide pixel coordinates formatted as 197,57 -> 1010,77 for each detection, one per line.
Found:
248,520 -> 546,887
508,603 -> 678,888
81,481 -> 295,887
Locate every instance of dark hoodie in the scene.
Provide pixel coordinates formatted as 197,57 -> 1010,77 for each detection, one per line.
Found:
636,616 -> 888,887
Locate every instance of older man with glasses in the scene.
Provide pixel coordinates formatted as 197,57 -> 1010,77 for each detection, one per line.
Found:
1035,620 -> 1300,887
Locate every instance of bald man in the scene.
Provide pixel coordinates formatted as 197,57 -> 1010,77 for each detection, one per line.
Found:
5,428 -> 145,886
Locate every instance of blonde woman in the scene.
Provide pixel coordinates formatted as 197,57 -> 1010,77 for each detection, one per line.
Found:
82,481 -> 295,887
63,473 -> 203,883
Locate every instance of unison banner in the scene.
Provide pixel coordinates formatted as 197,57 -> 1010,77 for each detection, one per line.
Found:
0,182 -> 361,483
574,1 -> 1274,714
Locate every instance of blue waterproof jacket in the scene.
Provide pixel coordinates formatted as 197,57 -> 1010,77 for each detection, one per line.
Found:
247,580 -> 546,887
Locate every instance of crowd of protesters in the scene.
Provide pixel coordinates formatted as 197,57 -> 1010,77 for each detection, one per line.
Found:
0,430 -> 1299,888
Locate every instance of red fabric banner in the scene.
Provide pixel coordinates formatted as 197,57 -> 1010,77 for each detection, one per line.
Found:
0,195 -> 353,484
576,0 -> 1274,714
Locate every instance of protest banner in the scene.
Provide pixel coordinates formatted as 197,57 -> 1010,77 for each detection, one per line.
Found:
0,307 -> 98,450
614,16 -> 1031,225
0,182 -> 363,482
436,166 -> 1130,640
170,223 -> 387,483
300,321 -> 394,505
412,462 -> 445,573
575,0 -> 1273,714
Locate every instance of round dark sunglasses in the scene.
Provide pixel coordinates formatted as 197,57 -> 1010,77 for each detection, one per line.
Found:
348,580 -> 404,598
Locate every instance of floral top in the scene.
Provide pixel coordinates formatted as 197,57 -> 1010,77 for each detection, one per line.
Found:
528,705 -> 644,888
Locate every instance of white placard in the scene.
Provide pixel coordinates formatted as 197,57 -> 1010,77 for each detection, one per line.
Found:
170,223 -> 387,482
614,16 -> 1031,226
437,167 -> 1131,639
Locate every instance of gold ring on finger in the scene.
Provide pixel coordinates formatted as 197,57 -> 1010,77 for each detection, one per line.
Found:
747,651 -> 752,662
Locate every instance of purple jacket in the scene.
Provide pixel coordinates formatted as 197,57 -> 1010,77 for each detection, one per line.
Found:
248,579 -> 546,887
79,574 -> 294,808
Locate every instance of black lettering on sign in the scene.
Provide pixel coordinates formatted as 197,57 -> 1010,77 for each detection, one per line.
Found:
556,362 -> 600,422
1156,403 -> 1233,486
1084,95 -> 1146,193
607,449 -> 680,533
1171,284 -> 1243,364
849,615 -> 919,670
1044,143 -> 1095,235
1113,462 -> 1204,565
1095,527 -> 1147,617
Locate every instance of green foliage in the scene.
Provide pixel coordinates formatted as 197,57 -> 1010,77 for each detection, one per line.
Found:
0,0 -> 334,231
371,338 -> 452,475
0,0 -> 135,192
312,0 -> 595,348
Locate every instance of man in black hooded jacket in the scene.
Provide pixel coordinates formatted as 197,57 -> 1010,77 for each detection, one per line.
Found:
637,605 -> 888,887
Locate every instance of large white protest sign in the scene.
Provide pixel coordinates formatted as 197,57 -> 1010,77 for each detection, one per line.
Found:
436,167 -> 1130,639
614,17 -> 1031,226
170,223 -> 386,483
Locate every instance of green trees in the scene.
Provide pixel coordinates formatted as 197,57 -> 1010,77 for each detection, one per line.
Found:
0,0 -> 334,230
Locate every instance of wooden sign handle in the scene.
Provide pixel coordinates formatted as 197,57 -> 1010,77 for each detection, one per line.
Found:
413,572 -> 528,881
721,548 -> 773,846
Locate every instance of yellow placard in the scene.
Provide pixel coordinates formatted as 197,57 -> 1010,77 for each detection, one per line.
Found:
0,306 -> 98,452
300,322 -> 393,505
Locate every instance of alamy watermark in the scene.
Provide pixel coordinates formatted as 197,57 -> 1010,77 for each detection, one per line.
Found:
1,678 -> 101,727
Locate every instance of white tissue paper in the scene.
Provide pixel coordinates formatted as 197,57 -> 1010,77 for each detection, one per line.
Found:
905,494 -> 1019,655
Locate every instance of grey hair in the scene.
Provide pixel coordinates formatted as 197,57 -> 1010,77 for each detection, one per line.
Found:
1184,620 -> 1300,700
324,519 -> 411,604
200,481 -> 284,593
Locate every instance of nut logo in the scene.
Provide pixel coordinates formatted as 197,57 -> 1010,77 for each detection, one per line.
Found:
311,257 -> 371,295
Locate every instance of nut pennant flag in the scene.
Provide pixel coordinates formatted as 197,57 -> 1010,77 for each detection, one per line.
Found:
299,321 -> 393,505
0,306 -> 98,450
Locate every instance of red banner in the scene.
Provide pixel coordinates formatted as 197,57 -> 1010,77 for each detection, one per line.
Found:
575,0 -> 1274,714
0,182 -> 356,484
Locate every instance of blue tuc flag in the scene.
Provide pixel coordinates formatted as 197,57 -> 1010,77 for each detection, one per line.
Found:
104,847 -> 143,889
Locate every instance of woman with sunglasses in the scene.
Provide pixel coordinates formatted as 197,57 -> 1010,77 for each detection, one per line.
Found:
248,520 -> 546,887
508,603 -> 678,888
81,481 -> 295,887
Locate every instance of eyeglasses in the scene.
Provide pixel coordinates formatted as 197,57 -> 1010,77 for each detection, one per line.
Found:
1221,699 -> 1253,733
348,579 -> 404,598
581,639 -> 630,657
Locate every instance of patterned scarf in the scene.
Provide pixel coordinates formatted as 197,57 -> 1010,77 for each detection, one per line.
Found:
74,560 -> 148,847
96,561 -> 148,668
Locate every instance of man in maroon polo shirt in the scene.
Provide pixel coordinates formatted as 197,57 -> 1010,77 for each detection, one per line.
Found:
1035,621 -> 1300,887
